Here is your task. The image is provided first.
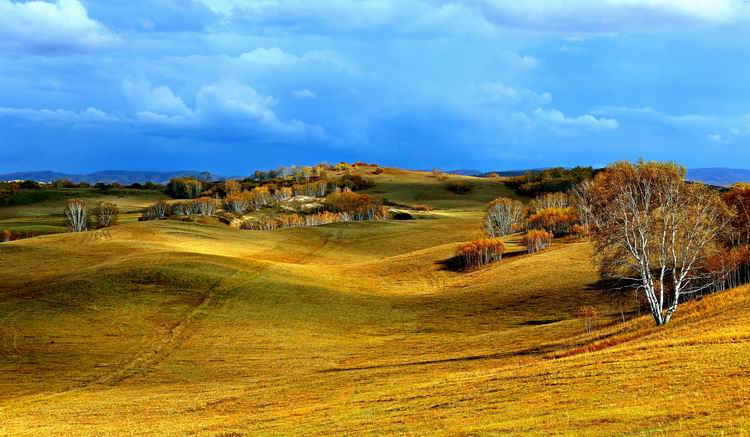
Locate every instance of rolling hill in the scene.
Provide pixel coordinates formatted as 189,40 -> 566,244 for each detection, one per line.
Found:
1,168 -> 749,434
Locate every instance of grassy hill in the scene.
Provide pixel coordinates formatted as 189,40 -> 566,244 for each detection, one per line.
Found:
1,169 -> 749,434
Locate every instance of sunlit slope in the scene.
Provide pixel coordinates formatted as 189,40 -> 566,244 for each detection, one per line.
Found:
0,172 -> 749,434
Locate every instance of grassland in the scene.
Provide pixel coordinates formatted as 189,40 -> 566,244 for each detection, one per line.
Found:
1,169 -> 749,435
0,188 -> 168,235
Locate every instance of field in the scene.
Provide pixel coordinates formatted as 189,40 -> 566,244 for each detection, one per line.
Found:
1,170 -> 749,435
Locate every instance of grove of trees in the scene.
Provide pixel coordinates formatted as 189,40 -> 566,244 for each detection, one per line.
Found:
582,161 -> 734,326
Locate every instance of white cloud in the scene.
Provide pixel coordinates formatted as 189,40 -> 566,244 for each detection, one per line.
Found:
470,0 -> 747,32
591,106 -> 716,126
126,81 -> 324,138
480,82 -> 551,107
0,0 -> 119,53
708,133 -> 729,143
0,106 -> 118,124
239,47 -> 355,73
123,81 -> 193,117
514,108 -> 618,136
292,89 -> 318,99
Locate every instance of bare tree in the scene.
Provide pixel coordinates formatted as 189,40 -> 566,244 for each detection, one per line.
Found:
483,197 -> 527,237
65,198 -> 89,232
94,201 -> 119,228
570,179 -> 597,234
589,161 -> 732,326
531,192 -> 569,211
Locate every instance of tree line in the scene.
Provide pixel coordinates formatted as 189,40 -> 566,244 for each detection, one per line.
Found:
472,160 -> 750,326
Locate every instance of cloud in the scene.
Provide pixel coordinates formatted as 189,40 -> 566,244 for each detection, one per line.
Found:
123,80 -> 193,117
467,0 -> 747,33
197,0 -> 494,36
707,133 -> 729,144
515,108 -> 619,136
126,82 -> 325,140
591,106 -> 716,126
292,89 -> 318,99
239,47 -> 355,73
0,0 -> 119,54
0,106 -> 118,124
480,82 -> 551,107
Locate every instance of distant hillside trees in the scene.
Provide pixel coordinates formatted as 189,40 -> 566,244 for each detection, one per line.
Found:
64,198 -> 89,232
483,198 -> 527,237
167,177 -> 204,199
587,161 -> 732,326
0,182 -> 18,204
507,166 -> 595,195
447,180 -> 471,194
94,201 -> 119,228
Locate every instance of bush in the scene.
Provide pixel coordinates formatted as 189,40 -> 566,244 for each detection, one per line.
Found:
94,201 -> 119,228
522,229 -> 553,253
1,229 -> 12,242
456,238 -> 506,270
340,174 -> 374,191
576,306 -> 599,333
447,180 -> 471,194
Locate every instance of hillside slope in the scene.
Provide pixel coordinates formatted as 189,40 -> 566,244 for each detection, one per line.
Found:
0,171 -> 749,434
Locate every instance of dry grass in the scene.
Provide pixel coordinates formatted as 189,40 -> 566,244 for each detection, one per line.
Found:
1,170 -> 749,435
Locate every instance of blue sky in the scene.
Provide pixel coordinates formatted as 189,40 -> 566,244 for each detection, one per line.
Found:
1,0 -> 749,174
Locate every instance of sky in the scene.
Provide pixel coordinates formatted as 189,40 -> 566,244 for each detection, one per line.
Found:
1,0 -> 750,175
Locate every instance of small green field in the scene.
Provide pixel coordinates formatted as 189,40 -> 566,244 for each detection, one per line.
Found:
1,169 -> 749,435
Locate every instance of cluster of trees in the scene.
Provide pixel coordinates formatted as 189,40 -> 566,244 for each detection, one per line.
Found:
324,191 -> 388,221
455,238 -> 506,269
241,191 -> 388,231
522,229 -> 554,253
141,198 -> 221,220
483,193 -> 579,251
578,161 -> 746,326
63,199 -> 120,232
167,177 -> 204,199
242,211 -> 355,231
507,167 -> 595,195
0,182 -> 18,204
250,162 -> 378,183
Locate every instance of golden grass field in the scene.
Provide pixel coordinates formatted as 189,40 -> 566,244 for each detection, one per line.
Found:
1,170 -> 750,435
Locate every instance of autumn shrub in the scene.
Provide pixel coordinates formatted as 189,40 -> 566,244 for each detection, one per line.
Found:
456,238 -> 505,270
94,201 -> 119,228
528,207 -> 578,236
1,229 -> 12,242
576,306 -> 599,333
522,229 -> 553,253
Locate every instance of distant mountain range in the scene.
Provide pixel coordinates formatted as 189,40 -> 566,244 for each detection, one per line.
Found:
450,167 -> 750,187
0,170 -> 228,185
686,168 -> 750,187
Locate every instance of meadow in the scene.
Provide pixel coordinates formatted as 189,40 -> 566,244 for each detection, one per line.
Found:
1,169 -> 749,435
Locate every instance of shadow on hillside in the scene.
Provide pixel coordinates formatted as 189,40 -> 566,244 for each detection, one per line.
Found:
320,344 -> 557,373
435,250 -> 526,273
